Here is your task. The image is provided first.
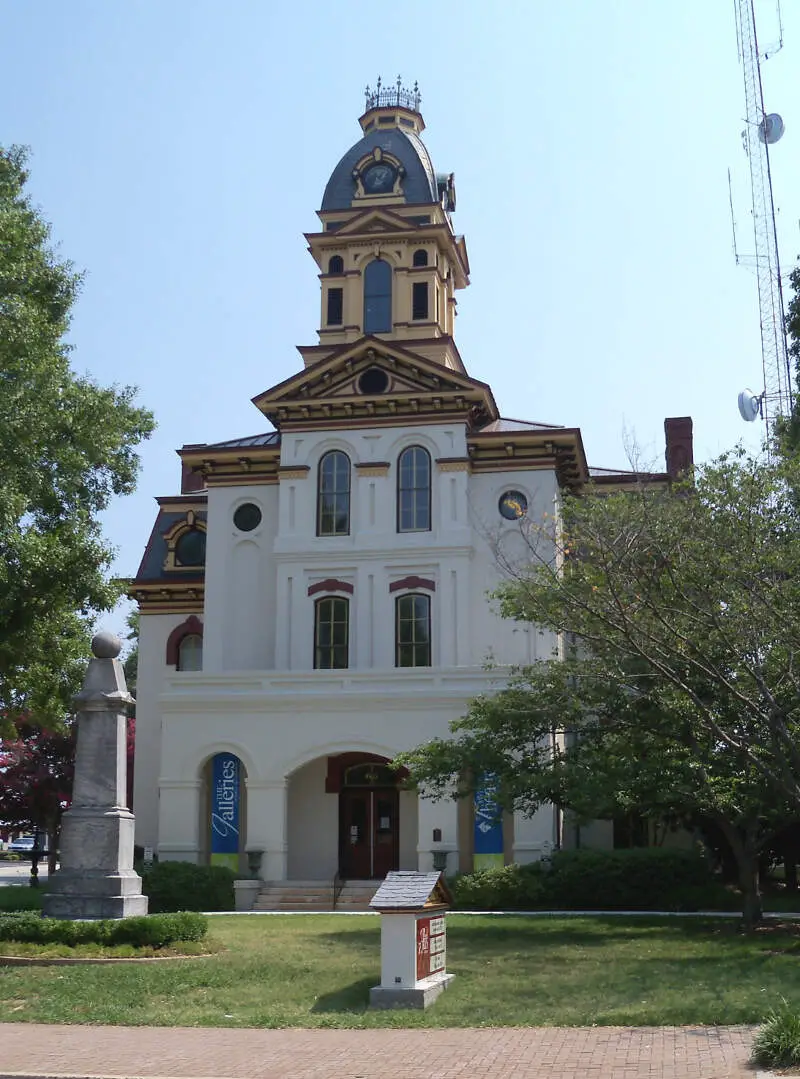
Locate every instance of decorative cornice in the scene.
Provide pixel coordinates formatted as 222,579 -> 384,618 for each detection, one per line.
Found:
129,580 -> 205,616
308,578 -> 355,597
278,466 -> 311,481
389,575 -> 436,594
355,461 -> 390,477
436,457 -> 471,473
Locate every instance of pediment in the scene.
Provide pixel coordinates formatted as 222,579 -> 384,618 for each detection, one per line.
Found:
333,208 -> 417,236
252,338 -> 497,432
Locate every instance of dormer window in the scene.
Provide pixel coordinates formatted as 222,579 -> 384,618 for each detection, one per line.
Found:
364,259 -> 392,333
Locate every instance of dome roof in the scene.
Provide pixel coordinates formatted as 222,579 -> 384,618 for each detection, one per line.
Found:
321,126 -> 438,212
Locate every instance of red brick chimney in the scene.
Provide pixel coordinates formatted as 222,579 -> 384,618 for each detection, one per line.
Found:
180,445 -> 206,494
664,417 -> 693,479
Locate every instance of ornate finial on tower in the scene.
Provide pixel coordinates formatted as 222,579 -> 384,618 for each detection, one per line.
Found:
364,76 -> 421,114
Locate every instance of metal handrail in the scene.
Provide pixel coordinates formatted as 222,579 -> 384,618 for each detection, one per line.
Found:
332,869 -> 345,910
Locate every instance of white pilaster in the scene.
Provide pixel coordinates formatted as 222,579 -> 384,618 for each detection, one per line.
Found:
246,779 -> 288,881
416,793 -> 459,875
158,779 -> 202,862
512,804 -> 558,864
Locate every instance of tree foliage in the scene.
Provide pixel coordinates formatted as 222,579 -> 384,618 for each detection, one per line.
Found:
0,146 -> 154,731
0,719 -> 75,864
784,261 -> 800,452
401,449 -> 800,926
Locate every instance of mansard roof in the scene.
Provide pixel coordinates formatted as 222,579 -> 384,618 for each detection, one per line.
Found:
322,127 -> 437,212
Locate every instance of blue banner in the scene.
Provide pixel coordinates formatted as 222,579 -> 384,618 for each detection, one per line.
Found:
474,775 -> 504,871
210,753 -> 240,871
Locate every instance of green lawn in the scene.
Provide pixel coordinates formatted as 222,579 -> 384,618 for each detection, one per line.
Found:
2,914 -> 800,1027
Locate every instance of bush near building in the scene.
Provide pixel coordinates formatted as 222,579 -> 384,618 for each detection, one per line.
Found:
139,861 -> 235,913
450,849 -> 734,911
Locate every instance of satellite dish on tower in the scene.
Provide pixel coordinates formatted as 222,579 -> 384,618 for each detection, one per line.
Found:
758,113 -> 785,144
737,388 -> 762,422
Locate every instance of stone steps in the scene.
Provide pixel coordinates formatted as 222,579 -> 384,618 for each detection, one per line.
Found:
253,880 -> 378,912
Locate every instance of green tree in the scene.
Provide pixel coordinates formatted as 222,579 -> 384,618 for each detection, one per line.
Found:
400,449 -> 800,927
0,146 -> 154,733
783,262 -> 800,452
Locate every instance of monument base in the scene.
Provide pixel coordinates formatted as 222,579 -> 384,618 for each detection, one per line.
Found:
42,891 -> 149,920
369,971 -> 455,1010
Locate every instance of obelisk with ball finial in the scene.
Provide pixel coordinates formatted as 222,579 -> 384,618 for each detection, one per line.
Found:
43,632 -> 148,919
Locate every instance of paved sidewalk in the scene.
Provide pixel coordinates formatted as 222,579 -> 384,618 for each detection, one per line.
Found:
0,1023 -> 763,1078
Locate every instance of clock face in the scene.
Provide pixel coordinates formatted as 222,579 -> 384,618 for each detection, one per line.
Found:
498,490 -> 528,521
363,163 -> 395,194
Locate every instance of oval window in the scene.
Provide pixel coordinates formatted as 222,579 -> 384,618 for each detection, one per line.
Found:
498,491 -> 528,521
175,528 -> 206,566
233,503 -> 262,532
357,367 -> 389,394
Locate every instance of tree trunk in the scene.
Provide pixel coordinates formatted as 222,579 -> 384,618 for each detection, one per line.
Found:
738,857 -> 763,931
715,817 -> 763,931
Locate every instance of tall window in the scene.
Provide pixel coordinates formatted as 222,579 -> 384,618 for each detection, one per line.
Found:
327,287 -> 343,325
317,450 -> 351,535
395,594 -> 431,667
363,258 -> 392,333
314,596 -> 349,669
328,255 -> 344,274
412,281 -> 429,320
177,633 -> 203,671
397,445 -> 431,532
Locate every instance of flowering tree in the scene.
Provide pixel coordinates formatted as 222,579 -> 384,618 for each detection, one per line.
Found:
0,720 -> 75,869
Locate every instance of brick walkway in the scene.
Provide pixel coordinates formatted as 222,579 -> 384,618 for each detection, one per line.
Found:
0,1023 -> 764,1078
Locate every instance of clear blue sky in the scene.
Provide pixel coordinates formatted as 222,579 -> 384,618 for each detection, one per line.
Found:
2,1 -> 799,635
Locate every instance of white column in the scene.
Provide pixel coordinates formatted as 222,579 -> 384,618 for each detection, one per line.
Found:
245,779 -> 288,881
512,804 -> 558,864
158,779 -> 202,862
416,793 -> 459,875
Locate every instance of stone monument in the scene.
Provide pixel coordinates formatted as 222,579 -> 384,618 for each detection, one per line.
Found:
43,631 -> 148,919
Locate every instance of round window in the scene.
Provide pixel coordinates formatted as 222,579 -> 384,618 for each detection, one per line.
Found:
357,367 -> 389,394
498,490 -> 528,521
233,502 -> 262,532
175,528 -> 206,566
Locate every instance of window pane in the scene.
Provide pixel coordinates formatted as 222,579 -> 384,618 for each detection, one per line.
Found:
318,452 -> 350,535
364,259 -> 392,333
315,597 -> 349,669
395,594 -> 431,667
397,446 -> 431,533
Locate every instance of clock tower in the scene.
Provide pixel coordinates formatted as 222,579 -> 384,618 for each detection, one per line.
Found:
303,78 -> 469,373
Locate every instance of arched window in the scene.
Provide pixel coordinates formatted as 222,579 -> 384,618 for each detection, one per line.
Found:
397,445 -> 431,532
395,594 -> 431,667
363,258 -> 392,333
314,596 -> 349,669
177,633 -> 203,671
328,255 -> 344,274
412,249 -> 428,267
317,450 -> 351,536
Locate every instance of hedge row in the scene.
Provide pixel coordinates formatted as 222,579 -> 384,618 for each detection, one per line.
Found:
451,848 -> 736,911
138,861 -> 235,913
0,910 -> 208,947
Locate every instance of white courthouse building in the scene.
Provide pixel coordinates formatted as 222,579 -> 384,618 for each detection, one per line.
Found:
131,83 -> 693,891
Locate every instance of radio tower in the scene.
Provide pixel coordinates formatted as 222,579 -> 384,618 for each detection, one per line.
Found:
734,0 -> 792,439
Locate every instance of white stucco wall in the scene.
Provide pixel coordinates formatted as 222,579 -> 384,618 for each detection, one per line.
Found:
133,612 -> 188,848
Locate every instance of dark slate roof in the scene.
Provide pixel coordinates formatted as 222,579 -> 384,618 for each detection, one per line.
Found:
478,417 -> 565,433
322,128 -> 437,212
133,509 -> 207,583
370,871 -> 447,910
202,432 -> 280,451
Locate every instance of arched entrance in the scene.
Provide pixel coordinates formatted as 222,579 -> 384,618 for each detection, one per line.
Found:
326,753 -> 405,879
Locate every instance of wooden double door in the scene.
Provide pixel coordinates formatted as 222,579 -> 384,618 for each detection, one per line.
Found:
339,787 -> 399,880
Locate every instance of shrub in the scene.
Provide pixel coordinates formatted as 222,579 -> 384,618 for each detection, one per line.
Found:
752,1000 -> 800,1069
139,860 -> 235,913
0,910 -> 207,948
0,887 -> 43,912
451,848 -> 724,911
